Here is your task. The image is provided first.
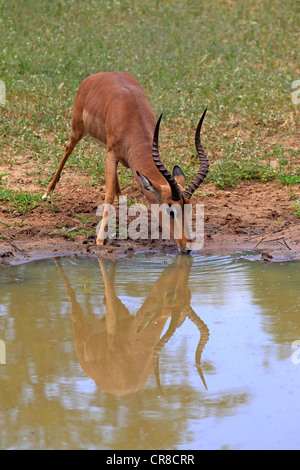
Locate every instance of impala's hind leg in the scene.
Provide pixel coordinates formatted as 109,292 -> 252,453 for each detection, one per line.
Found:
45,125 -> 86,195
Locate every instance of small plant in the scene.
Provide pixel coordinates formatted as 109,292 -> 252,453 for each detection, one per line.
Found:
277,169 -> 300,186
49,226 -> 78,240
73,214 -> 97,237
0,174 -> 9,183
289,190 -> 298,200
295,200 -> 300,218
0,221 -> 10,227
49,214 -> 97,240
44,194 -> 63,213
126,196 -> 146,207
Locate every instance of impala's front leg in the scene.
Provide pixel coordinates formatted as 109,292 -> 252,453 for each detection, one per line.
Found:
96,153 -> 119,246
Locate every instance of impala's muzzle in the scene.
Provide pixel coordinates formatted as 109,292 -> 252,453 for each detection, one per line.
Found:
176,239 -> 193,254
184,242 -> 194,253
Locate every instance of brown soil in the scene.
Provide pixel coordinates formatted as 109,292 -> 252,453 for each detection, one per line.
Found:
1,158 -> 300,266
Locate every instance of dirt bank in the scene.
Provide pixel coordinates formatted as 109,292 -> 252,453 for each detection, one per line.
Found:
0,162 -> 299,266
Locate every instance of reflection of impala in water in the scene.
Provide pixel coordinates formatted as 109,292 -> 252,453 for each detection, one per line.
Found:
56,256 -> 209,396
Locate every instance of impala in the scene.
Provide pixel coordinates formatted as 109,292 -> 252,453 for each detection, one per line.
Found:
46,72 -> 209,252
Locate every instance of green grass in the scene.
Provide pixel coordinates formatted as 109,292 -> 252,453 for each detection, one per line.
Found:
0,173 -> 43,215
0,173 -> 62,216
0,188 -> 42,215
207,144 -> 299,188
0,0 -> 299,194
49,213 -> 97,240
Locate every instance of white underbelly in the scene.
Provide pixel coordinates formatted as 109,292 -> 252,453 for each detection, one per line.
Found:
83,110 -> 107,147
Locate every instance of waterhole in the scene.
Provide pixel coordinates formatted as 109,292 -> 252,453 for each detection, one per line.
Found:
0,252 -> 299,450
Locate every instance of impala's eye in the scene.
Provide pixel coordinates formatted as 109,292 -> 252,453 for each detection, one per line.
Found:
166,204 -> 176,218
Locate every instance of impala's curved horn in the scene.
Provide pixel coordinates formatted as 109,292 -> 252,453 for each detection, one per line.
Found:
152,114 -> 182,201
182,109 -> 209,199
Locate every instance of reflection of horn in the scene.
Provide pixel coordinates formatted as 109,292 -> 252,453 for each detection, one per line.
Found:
185,306 -> 210,390
153,303 -> 209,394
153,308 -> 182,395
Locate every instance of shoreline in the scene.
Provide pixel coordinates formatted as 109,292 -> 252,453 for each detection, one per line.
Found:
1,229 -> 299,267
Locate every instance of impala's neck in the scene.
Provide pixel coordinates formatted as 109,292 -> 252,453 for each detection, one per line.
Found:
125,138 -> 167,187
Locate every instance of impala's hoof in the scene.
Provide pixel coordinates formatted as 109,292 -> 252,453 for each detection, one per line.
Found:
96,238 -> 105,246
42,193 -> 50,200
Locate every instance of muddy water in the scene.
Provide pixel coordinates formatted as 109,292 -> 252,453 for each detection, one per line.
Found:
0,252 -> 299,450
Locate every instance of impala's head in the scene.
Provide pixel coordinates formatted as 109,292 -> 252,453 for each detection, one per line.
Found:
137,109 -> 209,253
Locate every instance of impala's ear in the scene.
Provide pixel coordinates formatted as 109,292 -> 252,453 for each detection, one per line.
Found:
172,165 -> 186,187
136,171 -> 163,203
